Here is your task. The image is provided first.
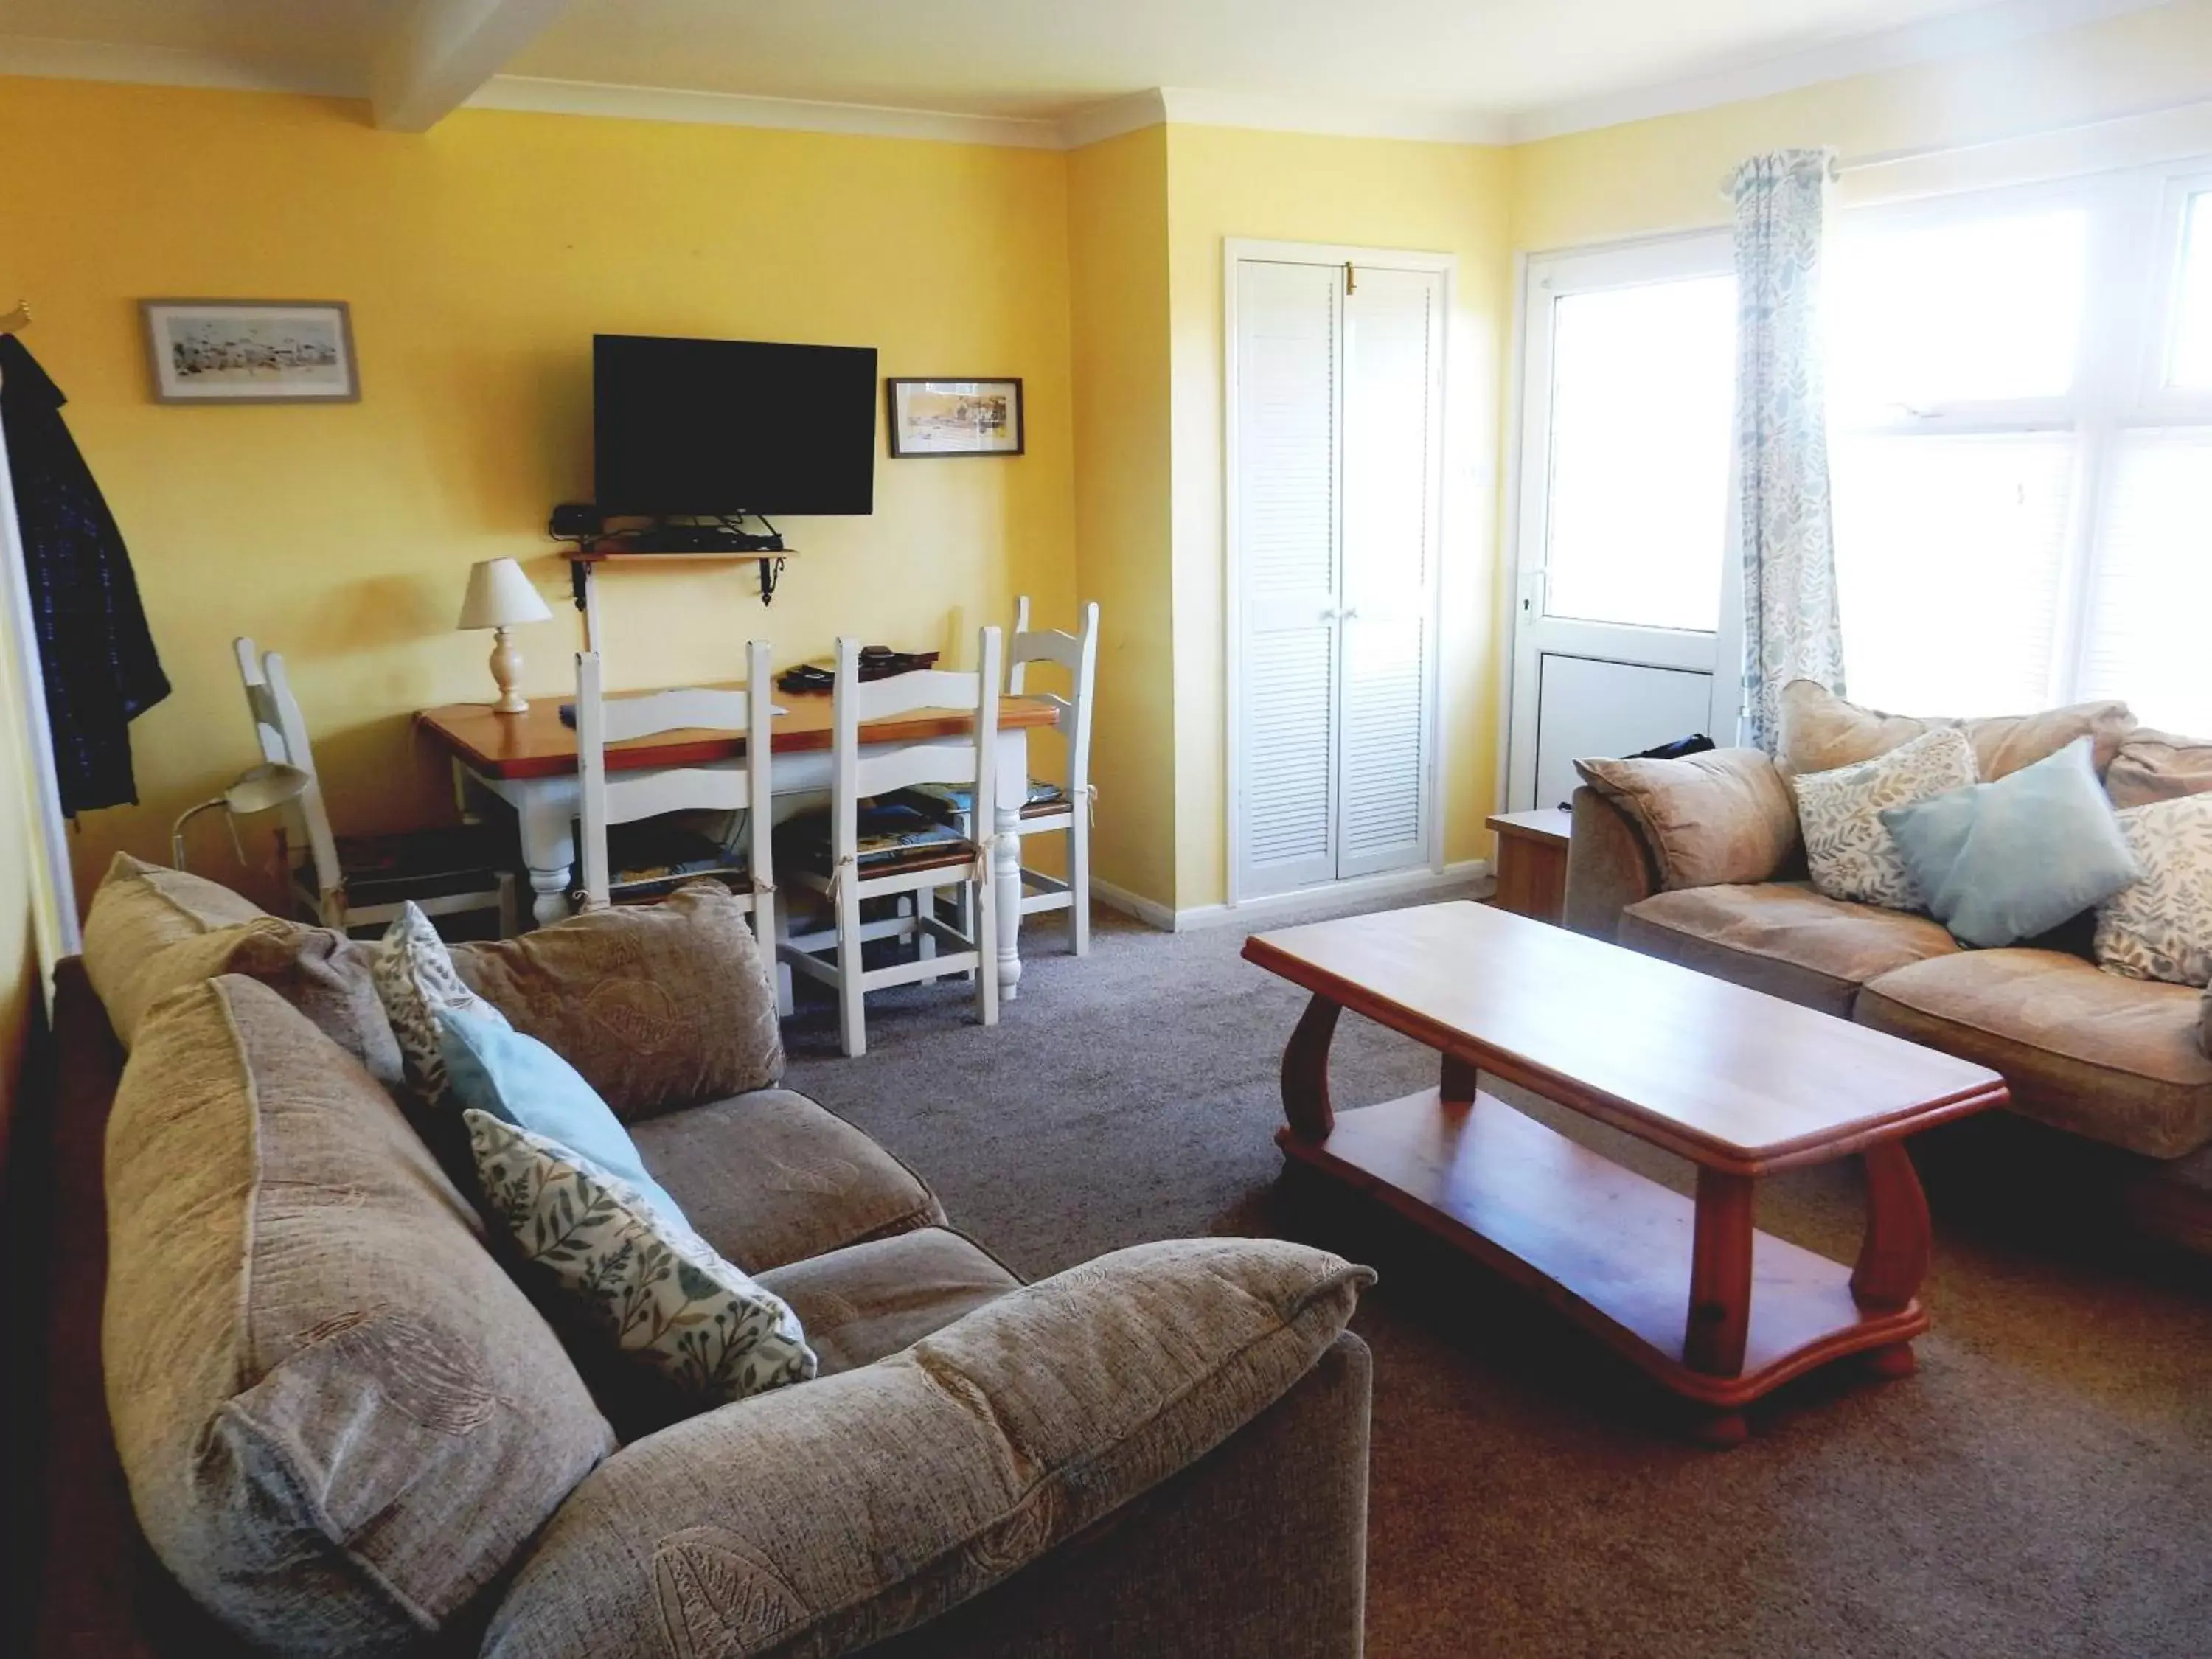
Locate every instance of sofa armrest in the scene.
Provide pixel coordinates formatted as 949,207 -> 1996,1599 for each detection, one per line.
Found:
1563,786 -> 1658,943
484,1239 -> 1374,1659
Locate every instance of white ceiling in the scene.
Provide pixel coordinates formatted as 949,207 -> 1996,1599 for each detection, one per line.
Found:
0,0 -> 2170,140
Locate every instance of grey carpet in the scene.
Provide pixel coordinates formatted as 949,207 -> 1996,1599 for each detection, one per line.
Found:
782,894 -> 2212,1659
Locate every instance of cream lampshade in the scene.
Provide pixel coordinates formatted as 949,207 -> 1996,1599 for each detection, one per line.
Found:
457,557 -> 554,714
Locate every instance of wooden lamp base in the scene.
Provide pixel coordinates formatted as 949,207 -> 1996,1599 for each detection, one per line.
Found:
488,625 -> 528,714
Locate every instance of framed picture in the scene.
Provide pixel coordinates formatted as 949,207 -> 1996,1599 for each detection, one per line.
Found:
886,378 -> 1023,457
141,299 -> 360,403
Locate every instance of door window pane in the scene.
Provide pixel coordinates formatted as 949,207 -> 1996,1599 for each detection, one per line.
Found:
1828,209 -> 2087,417
1543,275 -> 1734,633
2079,428 -> 2212,735
1832,431 -> 2074,714
2168,190 -> 2212,390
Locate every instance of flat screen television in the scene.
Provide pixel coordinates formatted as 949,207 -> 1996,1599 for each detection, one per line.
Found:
593,333 -> 878,517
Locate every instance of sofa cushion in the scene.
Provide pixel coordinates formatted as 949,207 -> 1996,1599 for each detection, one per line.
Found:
480,1239 -> 1372,1659
2106,728 -> 2212,809
453,883 -> 782,1121
83,852 -> 265,1029
1791,726 -> 1978,910
631,1088 -> 945,1271
104,976 -> 613,1654
1621,881 -> 1961,1018
756,1227 -> 1022,1377
1777,679 -> 2136,780
467,1111 -> 818,1407
1572,747 -> 1798,891
87,908 -> 403,1085
1857,950 -> 2212,1159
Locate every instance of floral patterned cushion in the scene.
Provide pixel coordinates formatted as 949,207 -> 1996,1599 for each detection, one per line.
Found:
1790,726 -> 1978,911
372,901 -> 510,1102
467,1111 -> 817,1407
2096,796 -> 2212,987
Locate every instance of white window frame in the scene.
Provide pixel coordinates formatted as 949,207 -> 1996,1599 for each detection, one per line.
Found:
1827,156 -> 2212,714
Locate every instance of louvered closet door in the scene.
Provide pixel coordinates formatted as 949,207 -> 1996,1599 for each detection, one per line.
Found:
1335,266 -> 1441,878
1234,259 -> 1344,897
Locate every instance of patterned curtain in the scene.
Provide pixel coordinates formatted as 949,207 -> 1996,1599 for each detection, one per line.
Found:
1731,147 -> 1846,753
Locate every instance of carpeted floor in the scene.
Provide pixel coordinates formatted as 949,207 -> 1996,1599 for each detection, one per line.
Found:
783,893 -> 2212,1659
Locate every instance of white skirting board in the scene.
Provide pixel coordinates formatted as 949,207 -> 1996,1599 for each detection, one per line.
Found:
1091,860 -> 1492,934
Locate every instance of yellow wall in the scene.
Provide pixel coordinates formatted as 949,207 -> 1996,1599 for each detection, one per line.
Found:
1066,126 -> 1176,905
1164,125 -> 1512,910
1511,0 -> 2212,251
0,76 -> 1076,913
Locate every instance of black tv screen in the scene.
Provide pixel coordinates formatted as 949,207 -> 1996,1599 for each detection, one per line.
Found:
593,334 -> 878,516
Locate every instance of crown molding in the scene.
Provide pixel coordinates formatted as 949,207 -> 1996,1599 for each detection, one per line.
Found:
1058,89 -> 1169,150
0,33 -> 361,97
1506,0 -> 2167,142
1158,86 -> 1511,145
467,74 -> 1065,147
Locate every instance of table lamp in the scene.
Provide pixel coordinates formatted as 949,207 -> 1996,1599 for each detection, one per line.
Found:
457,557 -> 554,714
171,762 -> 312,872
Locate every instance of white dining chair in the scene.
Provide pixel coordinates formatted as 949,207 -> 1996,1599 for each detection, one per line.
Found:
234,637 -> 519,937
574,643 -> 779,972
776,630 -> 1001,1057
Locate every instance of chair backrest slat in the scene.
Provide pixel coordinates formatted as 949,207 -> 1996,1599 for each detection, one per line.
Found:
598,686 -> 754,745
577,642 -> 775,914
831,630 -> 999,866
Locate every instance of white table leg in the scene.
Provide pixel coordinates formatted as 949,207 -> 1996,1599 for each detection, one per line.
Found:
993,801 -> 1023,1003
512,784 -> 577,928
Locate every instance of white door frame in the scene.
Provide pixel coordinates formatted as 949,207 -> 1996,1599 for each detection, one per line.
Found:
1223,235 -> 1454,906
1503,229 -> 1743,812
0,366 -> 82,988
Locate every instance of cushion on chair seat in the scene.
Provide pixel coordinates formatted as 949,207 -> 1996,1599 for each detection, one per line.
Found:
1620,880 -> 1961,1018
630,1088 -> 946,1270
755,1227 -> 1022,1377
333,822 -> 509,880
1856,950 -> 2212,1159
776,800 -> 975,880
601,820 -> 745,895
1019,786 -> 1073,819
893,779 -> 1069,820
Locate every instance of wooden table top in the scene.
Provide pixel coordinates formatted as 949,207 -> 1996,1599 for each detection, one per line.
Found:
417,686 -> 1059,780
1242,901 -> 2007,1175
1486,806 -> 1573,845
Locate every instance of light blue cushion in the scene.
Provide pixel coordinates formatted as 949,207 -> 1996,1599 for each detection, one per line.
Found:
438,1007 -> 689,1230
1879,736 -> 2139,948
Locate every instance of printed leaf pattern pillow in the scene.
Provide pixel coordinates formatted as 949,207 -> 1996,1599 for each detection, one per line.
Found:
466,1110 -> 816,1405
373,901 -> 511,1102
2094,796 -> 2212,987
1790,726 -> 1978,911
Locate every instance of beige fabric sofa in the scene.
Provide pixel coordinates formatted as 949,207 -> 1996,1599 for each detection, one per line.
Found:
1565,683 -> 2212,1250
23,860 -> 1374,1658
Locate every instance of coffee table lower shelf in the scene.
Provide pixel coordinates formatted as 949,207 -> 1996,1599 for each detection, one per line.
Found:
1281,1088 -> 1930,1415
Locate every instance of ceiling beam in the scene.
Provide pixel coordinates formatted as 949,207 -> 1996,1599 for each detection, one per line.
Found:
371,0 -> 575,132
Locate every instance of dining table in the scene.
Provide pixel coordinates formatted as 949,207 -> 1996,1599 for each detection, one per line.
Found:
415,686 -> 1061,1001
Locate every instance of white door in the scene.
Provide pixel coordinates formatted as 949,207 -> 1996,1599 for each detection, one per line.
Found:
1229,244 -> 1447,900
1506,234 -> 1741,810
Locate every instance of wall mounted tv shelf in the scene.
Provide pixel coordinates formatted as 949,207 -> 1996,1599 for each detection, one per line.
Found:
565,546 -> 794,646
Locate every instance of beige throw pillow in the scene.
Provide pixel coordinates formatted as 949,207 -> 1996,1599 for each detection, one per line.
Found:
2095,796 -> 2212,987
1777,680 -> 2135,782
1790,726 -> 1978,911
1573,748 -> 1799,891
83,851 -> 268,1025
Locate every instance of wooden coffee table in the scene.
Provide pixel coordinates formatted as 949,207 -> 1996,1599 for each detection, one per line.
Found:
1243,901 -> 2009,1444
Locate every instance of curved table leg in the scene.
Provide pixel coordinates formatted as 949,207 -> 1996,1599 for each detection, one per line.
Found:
1684,1168 -> 1755,1379
1851,1139 -> 1932,1315
1281,992 -> 1341,1143
513,787 -> 577,930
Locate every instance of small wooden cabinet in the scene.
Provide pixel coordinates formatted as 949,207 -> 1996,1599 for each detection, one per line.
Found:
1485,807 -> 1573,925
